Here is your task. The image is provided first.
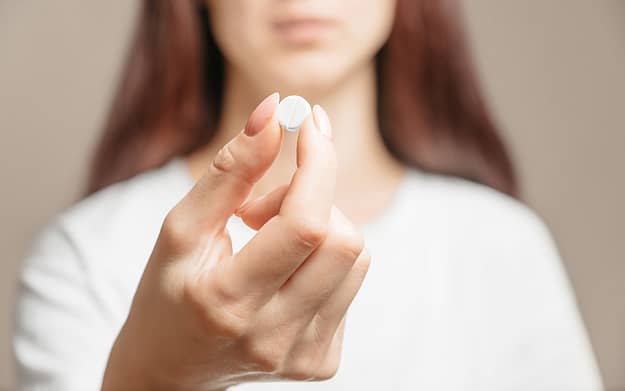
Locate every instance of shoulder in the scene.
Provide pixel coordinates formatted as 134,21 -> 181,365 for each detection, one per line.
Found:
13,160 -> 191,389
404,167 -> 553,249
399,167 -> 560,273
24,158 -> 193,280
402,169 -> 603,389
54,158 -> 191,248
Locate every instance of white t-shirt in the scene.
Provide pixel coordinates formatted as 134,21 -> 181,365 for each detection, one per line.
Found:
13,156 -> 603,390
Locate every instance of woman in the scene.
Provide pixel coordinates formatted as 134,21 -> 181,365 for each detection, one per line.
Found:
13,0 -> 603,389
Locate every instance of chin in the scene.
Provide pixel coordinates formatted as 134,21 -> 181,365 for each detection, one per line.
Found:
257,52 -> 353,97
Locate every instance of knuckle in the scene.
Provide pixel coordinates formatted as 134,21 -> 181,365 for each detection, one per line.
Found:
211,290 -> 251,338
286,216 -> 328,250
209,304 -> 250,339
184,282 -> 250,340
353,249 -> 372,276
211,140 -> 255,187
209,275 -> 241,305
241,339 -> 286,373
334,231 -> 365,262
314,362 -> 339,381
215,307 -> 250,339
211,141 -> 238,176
285,355 -> 317,381
161,209 -> 193,249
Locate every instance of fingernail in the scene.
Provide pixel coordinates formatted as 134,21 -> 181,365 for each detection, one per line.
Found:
245,92 -> 280,136
233,204 -> 246,216
312,104 -> 332,139
234,197 -> 254,216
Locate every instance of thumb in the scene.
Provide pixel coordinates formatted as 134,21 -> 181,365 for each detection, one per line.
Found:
175,92 -> 283,237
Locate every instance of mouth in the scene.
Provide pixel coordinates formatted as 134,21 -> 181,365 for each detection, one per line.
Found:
272,16 -> 337,45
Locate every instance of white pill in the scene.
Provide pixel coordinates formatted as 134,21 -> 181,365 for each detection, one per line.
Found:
277,95 -> 312,132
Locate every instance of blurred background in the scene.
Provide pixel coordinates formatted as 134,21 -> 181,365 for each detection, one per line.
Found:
0,1 -> 623,389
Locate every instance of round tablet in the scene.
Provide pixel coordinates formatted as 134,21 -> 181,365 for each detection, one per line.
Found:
277,95 -> 312,132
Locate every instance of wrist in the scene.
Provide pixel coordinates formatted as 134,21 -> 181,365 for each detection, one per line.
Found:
101,323 -> 231,391
101,324 -> 163,390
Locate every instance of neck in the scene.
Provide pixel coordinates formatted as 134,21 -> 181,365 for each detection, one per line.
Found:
185,61 -> 406,225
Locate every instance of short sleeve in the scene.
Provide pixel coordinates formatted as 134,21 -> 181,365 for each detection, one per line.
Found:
12,219 -> 114,390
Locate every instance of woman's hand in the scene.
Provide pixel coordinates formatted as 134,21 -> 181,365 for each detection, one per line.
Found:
101,93 -> 371,390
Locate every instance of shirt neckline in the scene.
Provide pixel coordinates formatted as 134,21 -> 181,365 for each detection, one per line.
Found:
168,155 -> 416,232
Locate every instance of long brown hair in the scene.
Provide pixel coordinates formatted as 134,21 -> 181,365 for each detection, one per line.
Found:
85,0 -> 519,198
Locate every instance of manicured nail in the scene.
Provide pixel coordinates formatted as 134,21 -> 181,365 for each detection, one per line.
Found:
312,104 -> 332,139
245,92 -> 280,136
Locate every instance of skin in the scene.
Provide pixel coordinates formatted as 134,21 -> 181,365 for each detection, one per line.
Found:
103,0 -> 406,389
188,0 -> 405,225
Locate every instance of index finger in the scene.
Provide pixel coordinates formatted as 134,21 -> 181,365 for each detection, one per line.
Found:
215,105 -> 337,307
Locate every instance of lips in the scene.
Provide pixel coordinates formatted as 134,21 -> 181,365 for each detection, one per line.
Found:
272,16 -> 337,45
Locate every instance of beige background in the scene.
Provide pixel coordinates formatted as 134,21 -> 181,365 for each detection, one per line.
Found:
1,1 -> 623,389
